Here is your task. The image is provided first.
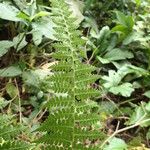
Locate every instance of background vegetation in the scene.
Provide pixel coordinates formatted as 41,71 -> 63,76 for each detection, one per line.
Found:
0,0 -> 150,149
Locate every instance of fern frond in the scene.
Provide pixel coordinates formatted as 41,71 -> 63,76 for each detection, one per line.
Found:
0,114 -> 24,141
0,141 -> 30,150
0,113 -> 32,150
0,125 -> 23,140
37,0 -> 104,149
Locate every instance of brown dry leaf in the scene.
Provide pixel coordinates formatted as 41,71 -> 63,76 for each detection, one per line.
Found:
41,61 -> 58,70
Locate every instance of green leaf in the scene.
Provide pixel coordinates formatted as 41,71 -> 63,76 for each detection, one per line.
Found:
31,11 -> 50,21
128,104 -> 150,127
143,90 -> 150,98
115,11 -> 134,30
0,40 -> 14,57
0,2 -> 20,21
102,70 -> 122,88
123,31 -> 142,45
0,66 -> 22,77
31,18 -> 55,45
99,101 -> 116,115
0,97 -> 9,109
111,25 -> 128,33
109,83 -> 135,97
145,102 -> 150,112
126,16 -> 134,30
129,106 -> 145,124
17,12 -> 30,21
135,0 -> 141,6
97,56 -> 110,64
146,128 -> 150,140
66,0 -> 84,24
102,64 -> 147,97
115,11 -> 127,26
6,82 -> 18,99
98,26 -> 110,40
104,137 -> 127,150
22,71 -> 40,88
103,48 -> 134,62
22,69 -> 51,88
13,33 -> 28,51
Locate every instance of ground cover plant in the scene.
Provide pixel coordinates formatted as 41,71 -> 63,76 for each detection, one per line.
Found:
0,0 -> 150,149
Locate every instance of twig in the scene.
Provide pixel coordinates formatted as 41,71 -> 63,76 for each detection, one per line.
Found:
14,79 -> 22,124
100,117 -> 150,149
31,108 -> 47,125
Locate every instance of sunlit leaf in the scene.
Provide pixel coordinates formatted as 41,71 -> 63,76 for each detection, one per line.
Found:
13,33 -> 28,51
31,18 -> 55,45
0,66 -> 22,77
103,48 -> 134,62
0,2 -> 20,21
104,137 -> 127,150
128,103 -> 150,127
0,40 -> 14,57
109,83 -> 134,97
143,90 -> 150,98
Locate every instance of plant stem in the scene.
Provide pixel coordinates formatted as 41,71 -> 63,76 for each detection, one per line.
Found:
14,79 -> 22,124
100,118 -> 150,149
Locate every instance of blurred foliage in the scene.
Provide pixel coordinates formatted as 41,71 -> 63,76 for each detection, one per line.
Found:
0,0 -> 150,149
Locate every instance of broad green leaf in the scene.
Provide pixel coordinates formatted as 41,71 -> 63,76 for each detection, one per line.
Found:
104,137 -> 127,150
143,90 -> 150,98
99,101 -> 116,115
146,128 -> 150,140
31,11 -> 50,21
13,33 -> 27,51
66,0 -> 84,24
34,69 -> 52,80
83,17 -> 99,35
103,48 -> 134,61
0,40 -> 14,57
115,11 -> 127,26
102,70 -> 122,88
6,83 -> 18,99
111,25 -> 128,33
115,11 -> 134,30
18,11 -> 51,22
123,32 -> 141,45
0,2 -> 20,21
116,64 -> 148,78
128,104 -> 150,127
22,69 -> 51,88
109,83 -> 135,97
0,97 -> 9,109
22,71 -> 40,88
0,66 -> 22,77
129,106 -> 145,125
145,102 -> 150,112
97,56 -> 110,64
17,12 -> 30,21
31,18 -> 55,45
126,65 -> 148,76
102,64 -> 147,97
106,35 -> 118,51
98,26 -> 110,41
126,16 -> 134,30
97,26 -> 111,53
